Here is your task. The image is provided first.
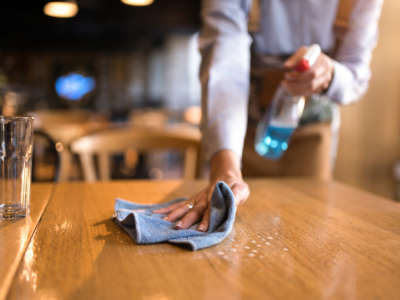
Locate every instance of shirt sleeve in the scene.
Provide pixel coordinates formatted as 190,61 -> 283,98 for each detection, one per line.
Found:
198,0 -> 252,161
326,0 -> 383,105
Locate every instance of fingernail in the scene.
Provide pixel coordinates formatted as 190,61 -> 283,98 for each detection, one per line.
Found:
175,221 -> 183,229
198,224 -> 206,232
163,216 -> 169,221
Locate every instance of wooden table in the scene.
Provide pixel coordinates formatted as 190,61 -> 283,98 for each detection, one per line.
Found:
1,179 -> 400,299
0,184 -> 54,300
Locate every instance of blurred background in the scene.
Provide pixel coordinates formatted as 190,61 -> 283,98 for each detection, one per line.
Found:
0,0 -> 399,200
334,0 -> 400,201
0,0 -> 201,114
0,0 -> 203,183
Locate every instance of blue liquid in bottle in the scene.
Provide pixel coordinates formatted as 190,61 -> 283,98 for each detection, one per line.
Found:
255,121 -> 295,160
254,44 -> 321,160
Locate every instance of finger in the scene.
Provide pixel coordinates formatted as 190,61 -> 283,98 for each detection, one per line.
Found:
163,202 -> 193,222
282,81 -> 310,96
175,210 -> 202,230
318,58 -> 334,91
196,183 -> 216,232
314,72 -> 333,94
175,203 -> 206,229
284,70 -> 301,81
323,71 -> 334,90
153,201 -> 185,214
286,57 -> 325,83
231,182 -> 250,206
285,70 -> 320,87
307,65 -> 333,94
295,66 -> 323,83
284,46 -> 308,68
283,75 -> 325,96
197,205 -> 210,232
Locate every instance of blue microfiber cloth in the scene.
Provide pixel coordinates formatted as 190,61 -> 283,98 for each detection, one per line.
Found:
113,181 -> 236,251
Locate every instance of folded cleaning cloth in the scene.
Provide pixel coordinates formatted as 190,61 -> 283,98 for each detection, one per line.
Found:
113,181 -> 236,251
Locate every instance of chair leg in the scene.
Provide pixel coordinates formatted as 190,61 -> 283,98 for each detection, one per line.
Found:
99,153 -> 111,181
80,153 -> 97,182
58,151 -> 71,182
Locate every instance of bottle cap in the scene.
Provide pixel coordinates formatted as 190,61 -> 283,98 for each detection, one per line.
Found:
295,44 -> 321,73
295,59 -> 310,72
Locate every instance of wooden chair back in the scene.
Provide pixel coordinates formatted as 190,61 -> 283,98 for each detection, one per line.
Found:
128,109 -> 169,127
32,130 -> 60,182
70,125 -> 201,181
29,109 -> 110,181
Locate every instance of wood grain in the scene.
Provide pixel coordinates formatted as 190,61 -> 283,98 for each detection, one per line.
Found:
6,179 -> 400,300
0,183 -> 54,300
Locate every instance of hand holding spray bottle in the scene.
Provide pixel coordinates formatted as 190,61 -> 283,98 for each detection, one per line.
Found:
254,44 -> 322,159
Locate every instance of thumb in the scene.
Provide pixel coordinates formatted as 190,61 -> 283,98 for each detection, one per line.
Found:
231,182 -> 250,206
284,46 -> 308,69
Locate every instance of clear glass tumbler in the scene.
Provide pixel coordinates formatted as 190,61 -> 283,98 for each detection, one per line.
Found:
0,116 -> 34,219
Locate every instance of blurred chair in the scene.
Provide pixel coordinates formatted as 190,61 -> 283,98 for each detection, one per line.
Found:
32,130 -> 60,182
183,105 -> 202,126
29,109 -> 109,181
29,109 -> 107,128
70,125 -> 201,182
128,109 -> 169,127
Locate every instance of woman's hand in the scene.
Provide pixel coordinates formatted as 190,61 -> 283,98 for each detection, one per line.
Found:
153,150 -> 249,232
282,46 -> 334,97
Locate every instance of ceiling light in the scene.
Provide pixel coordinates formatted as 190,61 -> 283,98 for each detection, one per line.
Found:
43,1 -> 78,18
121,0 -> 154,7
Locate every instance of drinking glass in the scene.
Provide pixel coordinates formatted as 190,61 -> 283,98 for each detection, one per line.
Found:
0,116 -> 34,219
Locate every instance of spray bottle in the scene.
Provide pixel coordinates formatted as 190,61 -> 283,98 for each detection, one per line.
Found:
254,44 -> 321,159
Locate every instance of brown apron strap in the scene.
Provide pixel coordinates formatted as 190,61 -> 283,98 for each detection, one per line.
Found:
335,0 -> 354,29
248,0 -> 261,33
334,0 -> 354,47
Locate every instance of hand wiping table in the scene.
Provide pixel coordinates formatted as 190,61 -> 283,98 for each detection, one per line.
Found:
113,181 -> 236,251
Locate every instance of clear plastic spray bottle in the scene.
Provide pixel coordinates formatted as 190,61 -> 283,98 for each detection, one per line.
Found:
254,44 -> 321,159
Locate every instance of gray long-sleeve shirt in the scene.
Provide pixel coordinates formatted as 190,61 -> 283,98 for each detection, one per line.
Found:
199,0 -> 383,160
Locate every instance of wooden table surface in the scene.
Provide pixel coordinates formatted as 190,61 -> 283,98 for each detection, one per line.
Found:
2,179 -> 400,300
0,184 -> 54,300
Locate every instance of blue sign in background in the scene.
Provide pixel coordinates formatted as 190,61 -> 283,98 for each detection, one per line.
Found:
55,73 -> 95,101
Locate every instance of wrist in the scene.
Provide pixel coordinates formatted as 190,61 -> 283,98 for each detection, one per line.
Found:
209,149 -> 242,183
322,56 -> 335,94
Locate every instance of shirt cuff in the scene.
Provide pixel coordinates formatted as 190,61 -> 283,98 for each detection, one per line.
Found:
324,60 -> 353,105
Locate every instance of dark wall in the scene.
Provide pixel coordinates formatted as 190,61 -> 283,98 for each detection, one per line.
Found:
0,0 -> 201,118
0,0 -> 201,51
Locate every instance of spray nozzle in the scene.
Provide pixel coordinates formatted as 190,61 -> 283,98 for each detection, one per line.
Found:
295,44 -> 321,73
